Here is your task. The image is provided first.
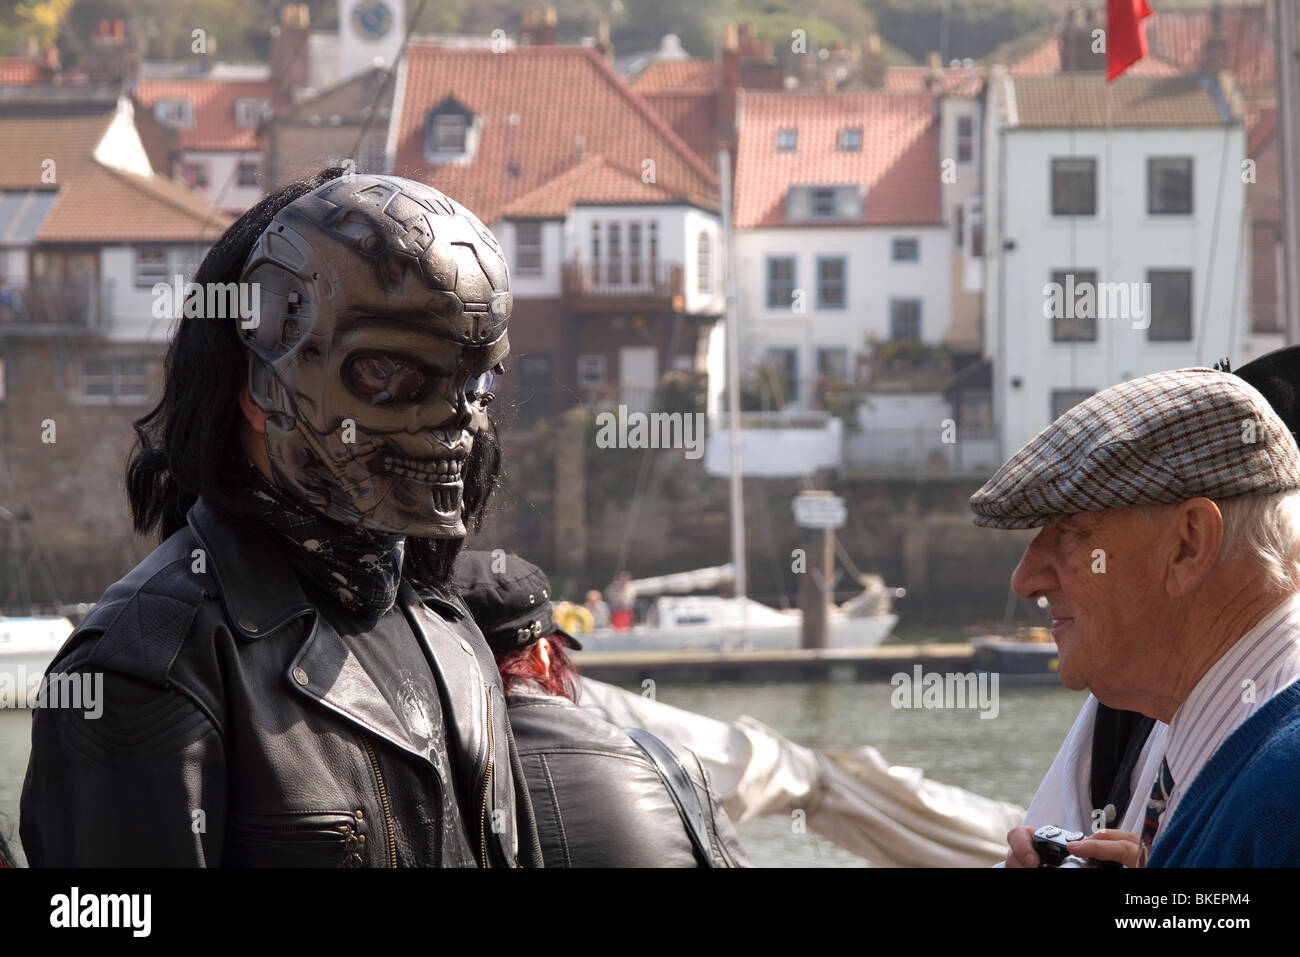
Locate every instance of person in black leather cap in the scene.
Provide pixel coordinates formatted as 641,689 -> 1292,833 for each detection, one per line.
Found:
454,550 -> 751,867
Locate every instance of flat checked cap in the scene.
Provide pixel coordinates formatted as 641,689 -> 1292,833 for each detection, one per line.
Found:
970,368 -> 1300,529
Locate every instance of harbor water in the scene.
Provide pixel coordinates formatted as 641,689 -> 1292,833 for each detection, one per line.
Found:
0,678 -> 1087,867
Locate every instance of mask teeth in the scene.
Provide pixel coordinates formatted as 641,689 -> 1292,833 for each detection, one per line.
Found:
378,454 -> 464,483
434,484 -> 461,514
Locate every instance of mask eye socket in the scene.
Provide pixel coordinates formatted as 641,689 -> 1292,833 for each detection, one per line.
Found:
344,354 -> 430,405
464,370 -> 496,404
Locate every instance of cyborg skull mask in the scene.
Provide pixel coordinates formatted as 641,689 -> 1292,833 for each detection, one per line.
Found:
238,174 -> 511,537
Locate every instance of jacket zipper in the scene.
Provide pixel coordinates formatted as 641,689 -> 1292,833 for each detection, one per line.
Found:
362,739 -> 398,868
478,682 -> 496,867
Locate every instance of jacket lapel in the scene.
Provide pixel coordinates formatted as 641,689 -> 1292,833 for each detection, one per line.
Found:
285,613 -> 429,766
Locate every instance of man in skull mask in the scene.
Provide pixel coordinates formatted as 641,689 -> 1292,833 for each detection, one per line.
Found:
21,170 -> 544,867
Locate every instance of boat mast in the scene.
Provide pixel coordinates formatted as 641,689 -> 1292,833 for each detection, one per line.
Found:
719,147 -> 747,603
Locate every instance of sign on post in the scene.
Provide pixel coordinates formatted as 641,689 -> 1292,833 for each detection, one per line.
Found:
792,494 -> 846,529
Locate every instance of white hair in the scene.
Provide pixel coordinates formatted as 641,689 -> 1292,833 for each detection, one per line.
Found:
1138,489 -> 1300,595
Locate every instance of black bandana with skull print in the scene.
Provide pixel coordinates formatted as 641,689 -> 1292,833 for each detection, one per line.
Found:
243,461 -> 406,621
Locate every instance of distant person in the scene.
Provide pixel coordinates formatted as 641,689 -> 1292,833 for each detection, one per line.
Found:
973,368 -> 1300,867
584,589 -> 611,629
605,571 -> 636,630
456,551 -> 750,867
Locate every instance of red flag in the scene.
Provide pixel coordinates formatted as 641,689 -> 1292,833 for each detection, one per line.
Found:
1107,0 -> 1153,81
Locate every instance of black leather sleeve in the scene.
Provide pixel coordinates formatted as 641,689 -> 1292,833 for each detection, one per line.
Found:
21,658 -> 227,867
686,750 -> 753,867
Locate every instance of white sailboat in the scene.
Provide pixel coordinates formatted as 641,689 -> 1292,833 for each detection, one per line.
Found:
0,615 -> 73,707
577,564 -> 898,652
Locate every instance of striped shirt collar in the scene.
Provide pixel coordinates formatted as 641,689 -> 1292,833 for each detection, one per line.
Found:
1163,589 -> 1300,824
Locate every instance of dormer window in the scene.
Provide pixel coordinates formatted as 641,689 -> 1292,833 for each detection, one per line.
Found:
786,184 -> 863,222
233,98 -> 271,128
154,98 -> 193,130
838,127 -> 862,151
776,128 -> 797,153
423,96 -> 477,164
431,114 -> 466,153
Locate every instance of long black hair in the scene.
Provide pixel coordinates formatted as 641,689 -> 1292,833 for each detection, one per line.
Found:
126,168 -> 502,590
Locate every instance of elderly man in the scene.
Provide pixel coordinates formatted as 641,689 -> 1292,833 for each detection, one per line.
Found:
972,368 -> 1300,867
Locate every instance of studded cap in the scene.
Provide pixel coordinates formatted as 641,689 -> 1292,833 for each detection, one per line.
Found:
453,550 -> 581,653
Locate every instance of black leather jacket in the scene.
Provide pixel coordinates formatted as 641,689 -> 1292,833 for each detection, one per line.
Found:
20,498 -> 544,868
507,692 -> 751,867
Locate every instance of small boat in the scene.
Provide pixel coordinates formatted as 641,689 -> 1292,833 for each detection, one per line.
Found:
969,628 -> 1061,682
0,615 -> 74,707
576,565 -> 899,653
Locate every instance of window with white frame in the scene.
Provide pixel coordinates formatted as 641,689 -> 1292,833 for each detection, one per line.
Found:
607,222 -> 622,285
817,257 -> 846,309
431,114 -> 466,153
236,159 -> 259,187
628,222 -> 642,284
956,115 -> 974,163
233,98 -> 271,128
892,238 -> 920,262
515,221 -> 543,275
776,128 -> 797,152
577,354 -> 607,388
135,248 -> 169,287
83,355 -> 152,405
890,299 -> 922,341
696,231 -> 711,294
838,127 -> 862,151
154,98 -> 193,129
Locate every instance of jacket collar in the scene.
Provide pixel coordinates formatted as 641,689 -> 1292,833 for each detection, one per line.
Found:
187,497 -> 315,640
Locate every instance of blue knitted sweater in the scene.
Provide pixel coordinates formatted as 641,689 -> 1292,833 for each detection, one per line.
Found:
1148,678 -> 1300,867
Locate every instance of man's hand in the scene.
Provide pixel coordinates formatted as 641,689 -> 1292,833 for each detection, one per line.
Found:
1004,826 -> 1041,868
1068,829 -> 1141,868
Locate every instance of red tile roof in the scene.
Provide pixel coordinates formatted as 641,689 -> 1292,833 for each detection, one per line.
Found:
391,45 -> 719,222
133,78 -> 275,151
0,107 -> 232,242
641,89 -> 719,162
0,57 -> 45,85
503,155 -> 688,217
882,66 -> 983,97
629,59 -> 717,91
1148,5 -> 1274,90
734,90 -> 940,229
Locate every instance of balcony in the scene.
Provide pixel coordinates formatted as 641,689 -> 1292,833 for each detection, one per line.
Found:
704,410 -> 843,477
562,258 -> 682,311
0,279 -> 112,334
843,425 -> 999,479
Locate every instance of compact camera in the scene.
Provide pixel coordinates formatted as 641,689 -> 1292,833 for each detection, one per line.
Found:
1031,824 -> 1123,868
1031,825 -> 1084,867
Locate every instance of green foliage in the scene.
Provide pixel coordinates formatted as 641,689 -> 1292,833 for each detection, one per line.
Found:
816,376 -> 862,431
655,370 -> 706,416
864,0 -> 1049,63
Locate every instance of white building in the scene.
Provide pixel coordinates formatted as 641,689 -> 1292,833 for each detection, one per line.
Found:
133,74 -> 276,215
982,70 -> 1248,456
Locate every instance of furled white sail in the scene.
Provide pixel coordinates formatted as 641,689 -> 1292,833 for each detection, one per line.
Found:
580,677 -> 1024,867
